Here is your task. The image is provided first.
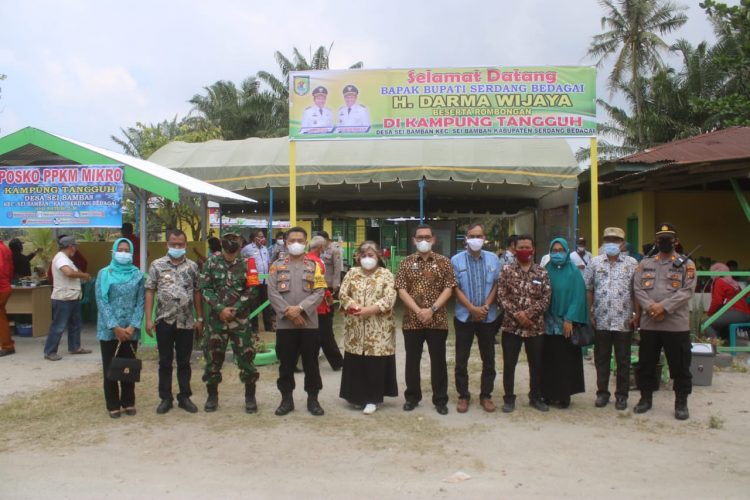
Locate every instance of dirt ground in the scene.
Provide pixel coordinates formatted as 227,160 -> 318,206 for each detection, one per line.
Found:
1,325 -> 749,499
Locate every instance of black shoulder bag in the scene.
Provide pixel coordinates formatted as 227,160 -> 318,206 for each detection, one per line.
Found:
106,342 -> 142,383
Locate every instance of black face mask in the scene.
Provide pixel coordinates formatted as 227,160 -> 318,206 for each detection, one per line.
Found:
657,238 -> 674,254
221,239 -> 240,253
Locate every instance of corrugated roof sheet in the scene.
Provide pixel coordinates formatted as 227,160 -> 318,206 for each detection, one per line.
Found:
613,126 -> 750,165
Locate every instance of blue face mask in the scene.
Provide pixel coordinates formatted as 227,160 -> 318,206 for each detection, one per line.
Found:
550,252 -> 567,265
168,247 -> 186,259
114,251 -> 132,265
603,242 -> 621,256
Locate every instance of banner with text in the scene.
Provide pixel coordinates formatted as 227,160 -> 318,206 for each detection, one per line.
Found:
289,66 -> 596,140
0,165 -> 124,228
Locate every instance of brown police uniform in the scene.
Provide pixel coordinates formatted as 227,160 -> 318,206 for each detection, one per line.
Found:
633,223 -> 696,413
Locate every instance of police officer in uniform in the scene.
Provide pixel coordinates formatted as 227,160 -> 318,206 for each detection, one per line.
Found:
301,86 -> 333,129
267,227 -> 327,416
199,233 -> 261,414
633,223 -> 696,420
337,84 -> 370,128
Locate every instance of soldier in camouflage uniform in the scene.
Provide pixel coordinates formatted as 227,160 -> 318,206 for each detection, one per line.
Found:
199,233 -> 261,414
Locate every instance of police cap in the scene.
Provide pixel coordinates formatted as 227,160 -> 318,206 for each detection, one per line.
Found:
655,222 -> 676,236
312,86 -> 328,96
342,84 -> 359,96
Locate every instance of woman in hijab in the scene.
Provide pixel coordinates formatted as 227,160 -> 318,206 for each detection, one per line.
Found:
542,237 -> 589,408
95,238 -> 145,418
703,262 -> 750,340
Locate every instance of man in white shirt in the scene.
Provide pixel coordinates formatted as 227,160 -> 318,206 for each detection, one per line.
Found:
43,236 -> 92,361
241,230 -> 272,332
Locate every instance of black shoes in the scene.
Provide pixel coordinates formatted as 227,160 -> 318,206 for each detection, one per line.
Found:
245,384 -> 257,414
615,396 -> 628,411
178,398 -> 198,413
403,401 -> 417,411
502,398 -> 516,413
435,405 -> 449,415
675,396 -> 689,420
595,395 -> 610,408
0,349 -> 15,357
204,385 -> 219,412
156,399 -> 173,414
275,395 -> 295,416
633,397 -> 652,414
307,396 -> 325,416
529,399 -> 549,412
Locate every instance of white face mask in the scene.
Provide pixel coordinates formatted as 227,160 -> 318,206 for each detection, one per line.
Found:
277,239 -> 284,246
287,242 -> 306,256
466,238 -> 484,252
360,257 -> 378,270
416,240 -> 432,253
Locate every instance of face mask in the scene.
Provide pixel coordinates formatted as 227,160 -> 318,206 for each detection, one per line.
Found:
360,257 -> 378,270
257,238 -> 266,246
466,238 -> 484,252
167,247 -> 186,259
416,240 -> 432,253
576,246 -> 585,253
657,238 -> 674,254
287,242 -> 306,256
515,249 -> 533,263
114,251 -> 132,265
277,239 -> 284,246
550,252 -> 567,265
603,243 -> 621,257
221,239 -> 240,253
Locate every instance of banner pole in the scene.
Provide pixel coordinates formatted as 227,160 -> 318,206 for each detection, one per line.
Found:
590,137 -> 599,253
289,141 -> 297,227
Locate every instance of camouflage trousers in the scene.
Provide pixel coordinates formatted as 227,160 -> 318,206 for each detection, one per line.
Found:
202,321 -> 259,386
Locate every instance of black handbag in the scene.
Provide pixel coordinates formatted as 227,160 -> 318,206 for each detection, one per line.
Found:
106,342 -> 142,383
570,322 -> 595,347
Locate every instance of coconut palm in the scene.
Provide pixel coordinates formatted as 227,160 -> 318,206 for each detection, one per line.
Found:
587,0 -> 688,143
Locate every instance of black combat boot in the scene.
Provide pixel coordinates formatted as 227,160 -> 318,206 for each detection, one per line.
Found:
307,394 -> 325,416
275,393 -> 294,416
245,383 -> 258,414
674,393 -> 689,421
204,384 -> 219,412
633,392 -> 652,414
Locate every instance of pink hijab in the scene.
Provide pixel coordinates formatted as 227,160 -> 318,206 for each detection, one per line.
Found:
710,262 -> 740,291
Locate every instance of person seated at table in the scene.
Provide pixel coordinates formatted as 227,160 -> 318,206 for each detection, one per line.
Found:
703,262 -> 750,341
8,239 -> 43,279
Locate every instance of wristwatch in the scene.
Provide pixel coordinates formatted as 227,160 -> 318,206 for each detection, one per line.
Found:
430,305 -> 438,313
195,318 -> 204,323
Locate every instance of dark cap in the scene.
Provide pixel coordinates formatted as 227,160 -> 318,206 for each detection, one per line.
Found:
312,86 -> 328,96
58,235 -> 77,248
577,237 -> 586,243
342,84 -> 359,95
317,230 -> 330,240
655,222 -> 676,236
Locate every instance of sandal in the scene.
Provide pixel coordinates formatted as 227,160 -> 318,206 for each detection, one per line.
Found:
109,410 -> 121,419
123,407 -> 137,416
69,348 -> 92,355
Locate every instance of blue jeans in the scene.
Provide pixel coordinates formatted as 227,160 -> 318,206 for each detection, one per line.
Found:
44,299 -> 82,355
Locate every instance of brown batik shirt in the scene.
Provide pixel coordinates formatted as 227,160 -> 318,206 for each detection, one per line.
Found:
394,251 -> 457,331
497,261 -> 551,337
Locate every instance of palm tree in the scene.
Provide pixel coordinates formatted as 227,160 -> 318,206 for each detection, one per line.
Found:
256,44 -> 364,136
587,0 -> 688,144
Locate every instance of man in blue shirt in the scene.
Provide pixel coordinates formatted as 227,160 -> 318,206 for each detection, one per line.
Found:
451,223 -> 501,413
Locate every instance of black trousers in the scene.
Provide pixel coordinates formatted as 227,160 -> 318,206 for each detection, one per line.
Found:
638,329 -> 692,397
276,329 -> 322,396
156,320 -> 194,401
454,318 -> 496,400
403,329 -> 448,407
318,311 -> 343,370
594,330 -> 632,399
251,284 -> 274,332
100,339 -> 138,412
501,331 -> 543,402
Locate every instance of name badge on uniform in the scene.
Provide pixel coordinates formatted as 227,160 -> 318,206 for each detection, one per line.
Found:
532,279 -> 542,285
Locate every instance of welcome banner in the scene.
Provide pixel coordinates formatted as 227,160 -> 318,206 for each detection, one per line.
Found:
289,66 -> 596,140
0,165 -> 124,228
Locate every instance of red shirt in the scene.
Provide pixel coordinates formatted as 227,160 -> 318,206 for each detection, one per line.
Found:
124,234 -> 141,268
708,278 -> 750,315
306,251 -> 331,314
0,241 -> 13,292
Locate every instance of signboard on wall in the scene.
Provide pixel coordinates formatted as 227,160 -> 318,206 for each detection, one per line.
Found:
289,66 -> 596,140
0,165 -> 124,228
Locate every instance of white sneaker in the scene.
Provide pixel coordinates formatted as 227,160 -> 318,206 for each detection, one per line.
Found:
363,403 -> 377,415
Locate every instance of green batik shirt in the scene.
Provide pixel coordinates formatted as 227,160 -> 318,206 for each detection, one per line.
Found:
199,253 -> 259,329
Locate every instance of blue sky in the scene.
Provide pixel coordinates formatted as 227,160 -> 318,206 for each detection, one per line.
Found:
0,0 -> 724,156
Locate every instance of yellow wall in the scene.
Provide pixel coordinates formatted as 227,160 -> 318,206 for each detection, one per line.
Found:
323,219 -> 333,239
580,190 -> 750,267
356,219 -> 366,243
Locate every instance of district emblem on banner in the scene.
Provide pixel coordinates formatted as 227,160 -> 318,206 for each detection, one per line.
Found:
293,76 -> 310,96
